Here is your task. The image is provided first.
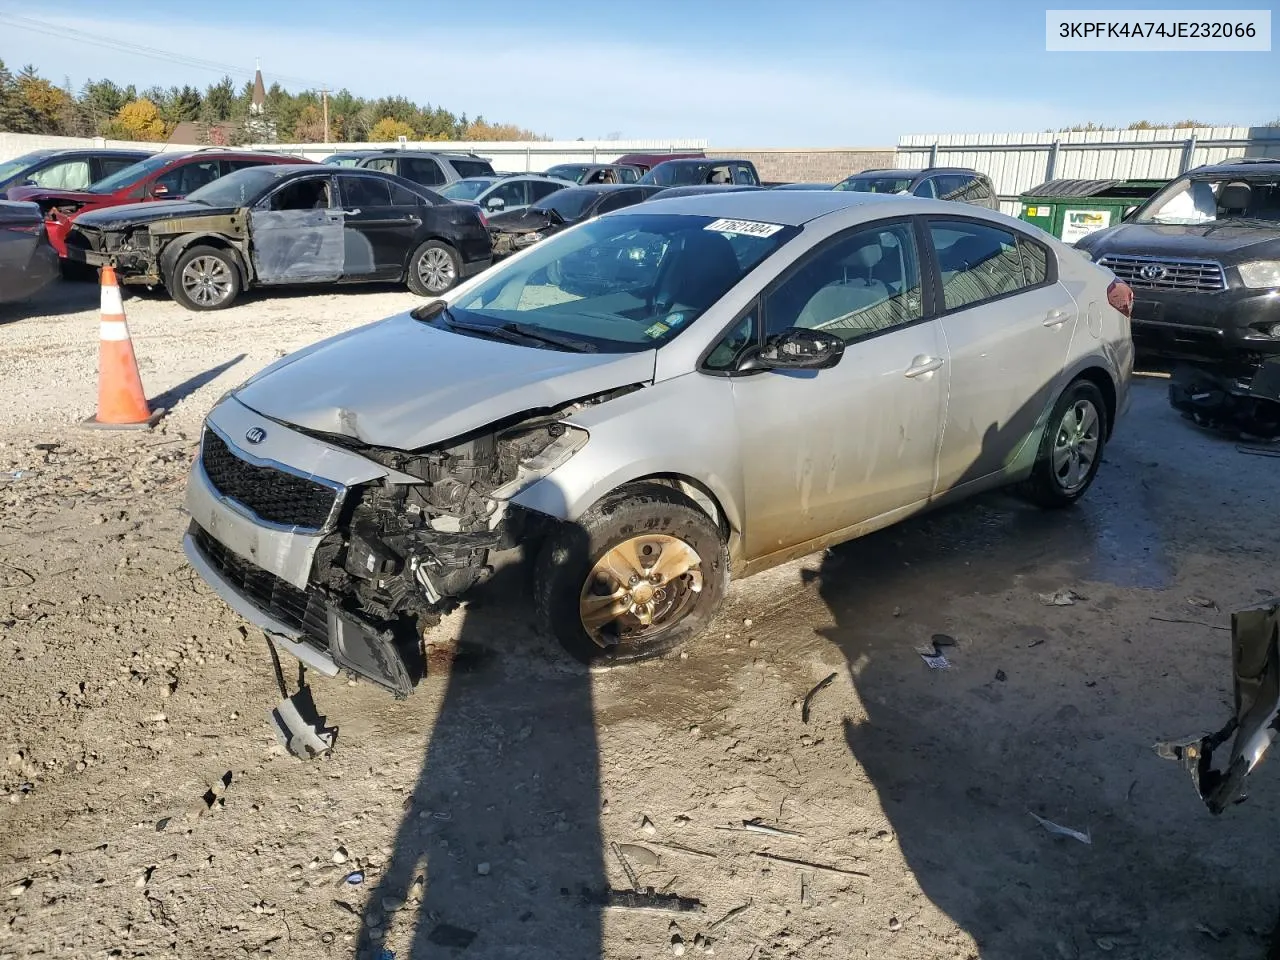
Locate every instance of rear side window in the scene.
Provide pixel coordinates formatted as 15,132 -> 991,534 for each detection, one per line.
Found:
97,157 -> 140,179
155,159 -> 221,196
970,177 -> 994,203
363,157 -> 397,174
596,190 -> 639,214
934,175 -> 973,201
389,182 -> 425,206
340,176 -> 392,207
1019,237 -> 1049,284
401,157 -> 444,186
929,220 -> 1035,310
529,180 -> 564,201
450,158 -> 495,178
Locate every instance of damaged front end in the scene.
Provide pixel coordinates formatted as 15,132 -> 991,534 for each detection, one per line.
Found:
1169,360 -> 1280,441
1157,599 -> 1280,814
186,389 -> 627,699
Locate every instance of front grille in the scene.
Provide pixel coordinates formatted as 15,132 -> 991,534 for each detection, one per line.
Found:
192,525 -> 330,649
1099,255 -> 1226,292
200,428 -> 338,530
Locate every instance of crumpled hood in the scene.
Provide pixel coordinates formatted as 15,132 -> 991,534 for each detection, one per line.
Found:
488,208 -> 556,235
1082,221 -> 1280,262
233,312 -> 656,450
75,200 -> 237,229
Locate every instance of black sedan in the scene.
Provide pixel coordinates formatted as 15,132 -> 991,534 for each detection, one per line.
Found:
0,201 -> 59,304
487,184 -> 663,257
64,165 -> 492,310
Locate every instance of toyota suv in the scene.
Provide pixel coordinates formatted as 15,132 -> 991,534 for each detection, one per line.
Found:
1074,158 -> 1280,434
7,149 -> 308,257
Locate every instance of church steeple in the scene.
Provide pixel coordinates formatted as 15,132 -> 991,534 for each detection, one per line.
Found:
251,59 -> 266,115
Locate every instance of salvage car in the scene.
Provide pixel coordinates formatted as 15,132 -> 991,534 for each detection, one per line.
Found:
772,182 -> 836,191
610,151 -> 706,176
1074,158 -> 1280,436
438,174 -> 572,217
0,200 -> 59,304
0,147 -> 153,195
487,184 -> 663,256
323,150 -> 496,188
181,190 -> 1133,706
647,185 -> 765,201
834,167 -> 999,209
640,158 -> 762,188
542,163 -> 642,185
7,149 -> 306,258
65,165 -> 491,310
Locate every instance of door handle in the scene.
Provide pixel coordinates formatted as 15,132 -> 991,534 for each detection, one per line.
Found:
904,355 -> 944,378
1043,309 -> 1070,328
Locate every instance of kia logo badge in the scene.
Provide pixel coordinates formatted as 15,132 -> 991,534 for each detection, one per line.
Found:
244,427 -> 267,445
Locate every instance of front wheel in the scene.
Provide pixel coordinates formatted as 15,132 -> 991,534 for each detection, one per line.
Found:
169,245 -> 241,311
534,483 -> 729,665
407,240 -> 461,297
1019,378 -> 1108,508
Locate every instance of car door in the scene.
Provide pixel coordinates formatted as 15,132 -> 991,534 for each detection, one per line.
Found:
335,174 -> 418,279
721,219 -> 948,560
926,216 -> 1078,496
248,173 -> 345,284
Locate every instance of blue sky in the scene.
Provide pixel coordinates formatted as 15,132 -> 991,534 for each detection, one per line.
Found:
0,0 -> 1274,144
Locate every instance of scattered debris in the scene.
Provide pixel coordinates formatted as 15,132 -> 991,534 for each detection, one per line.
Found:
753,851 -> 868,877
1195,923 -> 1229,942
601,887 -> 703,913
1039,590 -> 1084,606
707,899 -> 753,932
426,924 -> 476,949
801,673 -> 838,723
888,916 -> 902,932
269,683 -> 337,760
332,846 -> 349,865
931,634 -> 956,648
1149,615 -> 1230,632
616,843 -> 661,867
8,878 -> 31,898
408,875 -> 425,902
332,900 -> 357,916
671,931 -> 686,956
201,771 -> 232,813
641,815 -> 657,836
1029,811 -> 1092,845
1027,637 -> 1046,648
611,841 -> 642,891
1238,444 -> 1280,458
650,840 -> 715,860
917,634 -> 955,669
342,871 -> 364,886
995,669 -> 1007,682
919,650 -> 951,670
1187,596 -> 1218,609
476,862 -> 491,876
154,817 -> 170,832
0,470 -> 33,482
715,819 -> 805,839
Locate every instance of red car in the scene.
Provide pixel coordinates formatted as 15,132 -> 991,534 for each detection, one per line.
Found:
7,149 -> 310,257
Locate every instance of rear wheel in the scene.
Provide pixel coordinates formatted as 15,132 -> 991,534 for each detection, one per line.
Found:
169,245 -> 240,311
534,483 -> 729,665
407,240 -> 461,297
1019,378 -> 1107,508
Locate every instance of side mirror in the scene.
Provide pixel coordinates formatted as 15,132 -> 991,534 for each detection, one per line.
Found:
487,197 -> 505,211
152,183 -> 169,197
754,328 -> 845,370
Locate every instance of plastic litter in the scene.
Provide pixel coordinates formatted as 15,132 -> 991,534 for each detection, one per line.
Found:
1029,811 -> 1091,844
343,870 -> 364,885
1039,589 -> 1084,606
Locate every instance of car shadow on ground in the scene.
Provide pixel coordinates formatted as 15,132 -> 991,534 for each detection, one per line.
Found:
805,385 -> 1277,958
0,278 -> 98,323
354,560 -> 606,959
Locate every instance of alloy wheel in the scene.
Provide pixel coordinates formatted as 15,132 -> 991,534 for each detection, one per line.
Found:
579,534 -> 704,647
180,256 -> 234,307
1052,398 -> 1100,494
417,247 -> 457,293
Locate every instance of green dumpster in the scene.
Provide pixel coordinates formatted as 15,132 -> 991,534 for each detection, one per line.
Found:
1018,178 -> 1167,244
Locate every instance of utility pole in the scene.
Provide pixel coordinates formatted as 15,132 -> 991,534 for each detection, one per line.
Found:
322,86 -> 329,143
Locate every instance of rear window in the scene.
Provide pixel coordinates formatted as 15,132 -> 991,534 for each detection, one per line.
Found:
323,155 -> 365,167
834,176 -> 912,194
450,158 -> 495,178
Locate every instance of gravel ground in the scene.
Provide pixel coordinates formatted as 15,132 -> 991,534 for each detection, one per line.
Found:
1,279 -> 1279,960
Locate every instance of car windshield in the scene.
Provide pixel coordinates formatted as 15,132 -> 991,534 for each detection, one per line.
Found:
639,164 -> 707,187
1132,174 -> 1280,224
545,165 -> 589,182
447,212 -> 798,353
86,153 -> 175,194
187,167 -> 292,206
439,178 -> 498,201
833,176 -> 913,194
533,188 -> 599,221
323,155 -> 365,167
0,151 -> 54,184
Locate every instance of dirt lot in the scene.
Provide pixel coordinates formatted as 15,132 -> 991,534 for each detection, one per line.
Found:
1,280 -> 1278,960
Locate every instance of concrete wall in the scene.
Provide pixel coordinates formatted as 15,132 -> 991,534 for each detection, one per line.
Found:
0,132 -> 195,161
248,138 -> 710,170
710,148 -> 896,184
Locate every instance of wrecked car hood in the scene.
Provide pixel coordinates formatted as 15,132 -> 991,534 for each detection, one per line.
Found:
488,209 -> 557,235
1085,221 -> 1280,261
233,312 -> 656,450
74,200 -> 238,229
5,186 -> 99,203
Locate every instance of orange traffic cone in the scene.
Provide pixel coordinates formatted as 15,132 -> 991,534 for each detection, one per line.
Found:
80,267 -> 165,430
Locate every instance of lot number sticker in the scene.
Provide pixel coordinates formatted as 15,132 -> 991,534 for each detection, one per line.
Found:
705,218 -> 784,238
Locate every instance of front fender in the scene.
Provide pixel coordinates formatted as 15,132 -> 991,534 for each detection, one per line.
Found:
159,232 -> 251,286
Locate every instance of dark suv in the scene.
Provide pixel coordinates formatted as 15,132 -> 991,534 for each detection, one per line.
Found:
833,167 -> 999,209
323,150 -> 496,189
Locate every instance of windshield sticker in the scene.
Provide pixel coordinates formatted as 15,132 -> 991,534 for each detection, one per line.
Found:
644,321 -> 670,339
665,312 -> 687,327
704,218 -> 784,238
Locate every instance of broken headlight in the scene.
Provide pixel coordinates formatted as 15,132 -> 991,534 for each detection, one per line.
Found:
1239,260 -> 1280,289
490,424 -> 588,500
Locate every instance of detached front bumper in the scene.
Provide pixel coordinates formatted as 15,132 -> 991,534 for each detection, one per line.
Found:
63,238 -> 160,284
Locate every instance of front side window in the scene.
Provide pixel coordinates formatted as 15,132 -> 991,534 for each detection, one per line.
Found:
154,160 -> 221,196
930,220 -> 1032,311
765,221 -> 923,342
28,159 -> 91,190
617,166 -> 640,183
447,213 -> 797,353
191,167 -> 292,207
266,177 -> 333,211
488,180 -> 528,208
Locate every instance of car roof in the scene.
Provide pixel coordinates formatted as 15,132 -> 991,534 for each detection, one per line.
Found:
563,183 -> 652,194
625,189 -> 915,225
1190,158 -> 1280,176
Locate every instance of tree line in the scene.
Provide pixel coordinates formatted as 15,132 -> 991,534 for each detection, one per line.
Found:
0,60 -> 547,144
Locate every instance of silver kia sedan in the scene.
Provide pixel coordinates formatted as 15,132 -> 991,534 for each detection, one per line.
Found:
184,191 -> 1134,696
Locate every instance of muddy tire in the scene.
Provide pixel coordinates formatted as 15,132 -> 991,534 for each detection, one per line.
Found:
1019,378 -> 1108,508
169,245 -> 241,311
533,483 -> 729,666
407,240 -> 461,297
